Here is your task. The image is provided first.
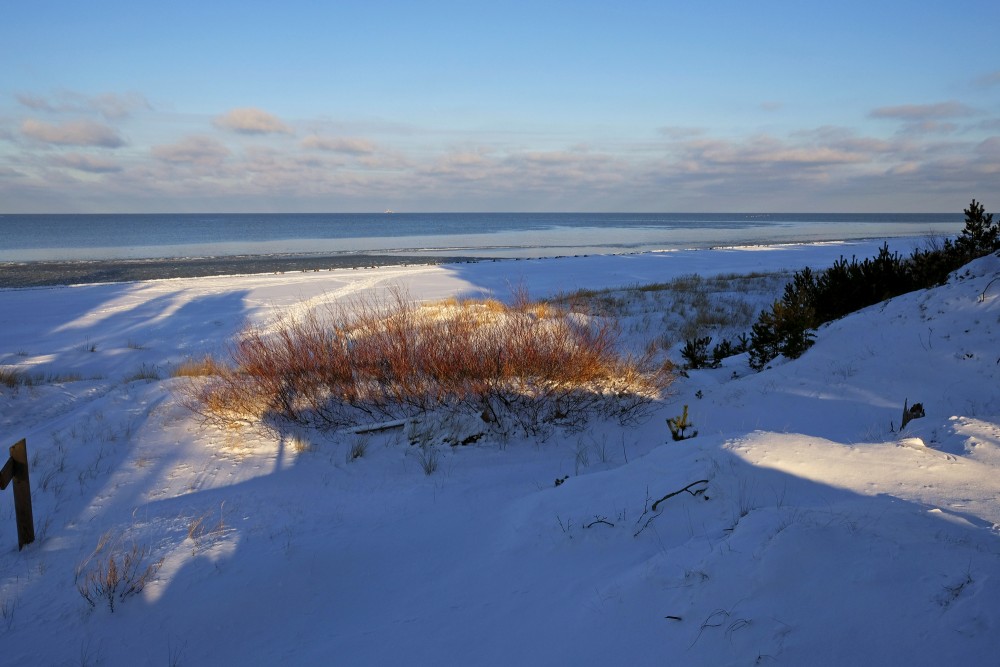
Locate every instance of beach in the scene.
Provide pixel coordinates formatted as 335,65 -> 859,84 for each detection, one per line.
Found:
0,253 -> 478,288
0,242 -> 998,665
0,234 -> 940,290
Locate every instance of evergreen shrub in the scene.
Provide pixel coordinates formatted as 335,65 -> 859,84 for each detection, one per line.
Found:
746,198 -> 998,370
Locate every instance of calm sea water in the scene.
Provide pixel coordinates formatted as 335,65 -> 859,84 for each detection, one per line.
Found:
0,212 -> 964,262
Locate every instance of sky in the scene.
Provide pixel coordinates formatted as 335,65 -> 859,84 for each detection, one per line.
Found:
1,0 -> 998,214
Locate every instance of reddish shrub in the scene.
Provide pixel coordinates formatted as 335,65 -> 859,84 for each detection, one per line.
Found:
188,290 -> 672,436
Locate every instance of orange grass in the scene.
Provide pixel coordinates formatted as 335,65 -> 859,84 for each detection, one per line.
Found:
170,356 -> 224,378
188,289 -> 672,435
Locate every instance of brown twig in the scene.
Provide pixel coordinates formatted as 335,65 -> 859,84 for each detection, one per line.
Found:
651,479 -> 709,512
634,479 -> 709,537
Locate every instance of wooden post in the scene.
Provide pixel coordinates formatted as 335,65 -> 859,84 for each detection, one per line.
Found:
0,439 -> 34,550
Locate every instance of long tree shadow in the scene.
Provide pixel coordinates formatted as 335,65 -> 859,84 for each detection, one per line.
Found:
0,286 -> 253,647
1,282 -> 252,381
18,418 -> 998,665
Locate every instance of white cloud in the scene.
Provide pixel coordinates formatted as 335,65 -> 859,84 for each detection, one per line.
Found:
20,119 -> 126,148
16,95 -> 53,112
54,153 -> 122,173
672,135 -> 870,168
300,135 -> 376,155
90,92 -> 152,119
152,136 -> 230,166
976,136 -> 1000,158
658,126 -> 706,140
16,91 -> 151,120
870,102 -> 975,120
213,108 -> 292,135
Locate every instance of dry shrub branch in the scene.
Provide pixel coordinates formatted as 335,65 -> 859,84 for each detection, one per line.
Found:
186,288 -> 672,436
76,530 -> 164,613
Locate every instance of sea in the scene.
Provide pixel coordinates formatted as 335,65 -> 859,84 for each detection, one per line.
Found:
0,212 -> 964,263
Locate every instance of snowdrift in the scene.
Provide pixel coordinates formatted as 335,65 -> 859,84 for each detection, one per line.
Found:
0,248 -> 997,666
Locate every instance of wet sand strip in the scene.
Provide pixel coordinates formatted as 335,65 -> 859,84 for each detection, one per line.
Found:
0,254 -> 477,289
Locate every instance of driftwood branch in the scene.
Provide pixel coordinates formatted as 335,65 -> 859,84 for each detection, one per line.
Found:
634,479 -> 709,537
341,419 -> 407,435
652,479 -> 709,511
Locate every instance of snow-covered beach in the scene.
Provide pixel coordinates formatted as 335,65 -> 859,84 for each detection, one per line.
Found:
1,238 -> 998,665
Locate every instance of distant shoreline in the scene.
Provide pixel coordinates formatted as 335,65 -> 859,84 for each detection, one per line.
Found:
0,234 -> 948,289
0,253 -> 480,289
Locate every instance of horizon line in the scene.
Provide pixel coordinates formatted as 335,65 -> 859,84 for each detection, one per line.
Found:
0,210 -> 962,216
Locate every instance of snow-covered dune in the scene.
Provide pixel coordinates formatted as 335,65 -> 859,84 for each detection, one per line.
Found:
0,243 -> 997,666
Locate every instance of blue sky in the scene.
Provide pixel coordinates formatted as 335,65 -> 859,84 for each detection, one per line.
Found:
2,0 -> 998,213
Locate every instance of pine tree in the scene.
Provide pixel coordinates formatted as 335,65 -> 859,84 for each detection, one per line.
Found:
955,198 -> 1000,259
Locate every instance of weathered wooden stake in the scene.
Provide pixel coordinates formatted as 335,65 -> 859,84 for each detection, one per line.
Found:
0,439 -> 34,550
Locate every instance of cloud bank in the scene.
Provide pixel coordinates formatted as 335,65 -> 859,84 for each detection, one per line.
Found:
20,119 -> 126,148
152,136 -> 231,166
214,108 -> 292,135
54,153 -> 122,173
301,135 -> 376,155
17,91 -> 151,119
870,102 -> 975,121
2,94 -> 999,213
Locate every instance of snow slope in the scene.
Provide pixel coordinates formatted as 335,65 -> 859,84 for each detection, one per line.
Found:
0,242 -> 997,666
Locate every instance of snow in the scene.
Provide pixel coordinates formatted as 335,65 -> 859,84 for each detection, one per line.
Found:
1,239 -> 998,666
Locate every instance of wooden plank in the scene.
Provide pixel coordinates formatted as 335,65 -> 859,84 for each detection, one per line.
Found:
341,419 -> 407,435
9,439 -> 34,550
0,457 -> 12,490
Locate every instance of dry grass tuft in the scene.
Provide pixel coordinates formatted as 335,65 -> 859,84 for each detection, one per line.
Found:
0,367 -> 26,389
188,504 -> 228,546
1,366 -> 84,389
75,531 -> 164,613
123,364 -> 161,383
184,288 -> 671,436
170,356 -> 224,378
551,271 -> 790,356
